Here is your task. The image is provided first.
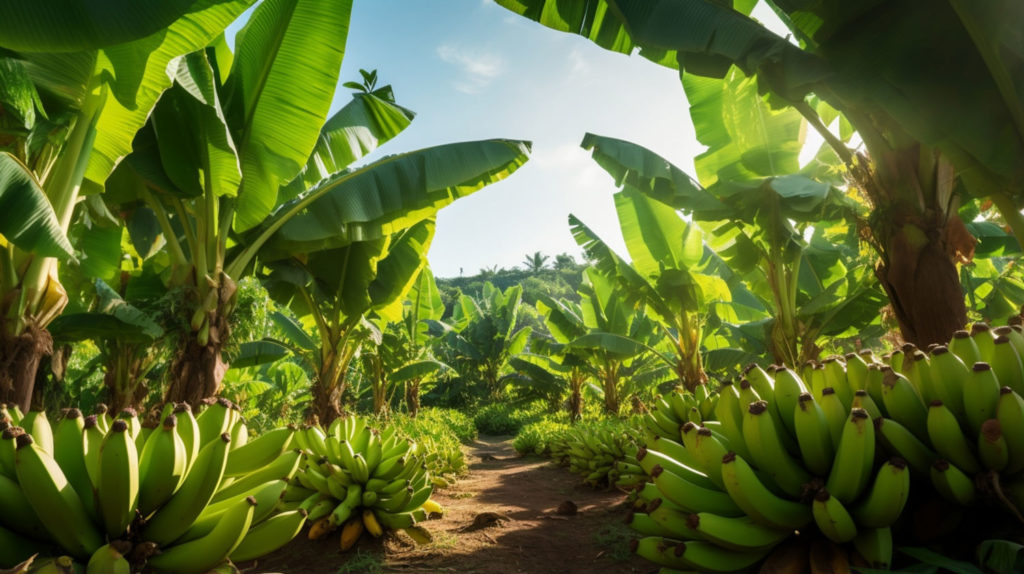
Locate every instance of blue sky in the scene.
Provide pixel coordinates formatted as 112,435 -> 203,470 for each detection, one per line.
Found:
228,1 -> 789,278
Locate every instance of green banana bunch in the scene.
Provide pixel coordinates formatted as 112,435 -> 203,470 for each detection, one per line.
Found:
284,415 -> 440,552
0,400 -> 313,572
548,418 -> 645,489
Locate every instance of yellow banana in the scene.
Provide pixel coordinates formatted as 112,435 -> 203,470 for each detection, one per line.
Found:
362,509 -> 384,537
339,516 -> 364,550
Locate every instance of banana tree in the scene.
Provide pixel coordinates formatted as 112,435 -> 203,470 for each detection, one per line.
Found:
497,0 -> 1024,347
46,280 -> 165,413
101,3 -> 531,406
535,267 -> 667,415
581,72 -> 887,365
432,283 -> 532,399
361,266 -> 449,417
0,1 -> 252,410
569,187 -> 745,391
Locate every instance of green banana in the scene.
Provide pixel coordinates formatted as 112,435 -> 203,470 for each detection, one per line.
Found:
173,404 -> 201,473
230,508 -> 308,562
851,389 -> 883,420
0,473 -> 51,540
138,415 -> 187,516
52,409 -> 96,521
82,415 -> 105,489
712,382 -> 751,460
86,542 -> 131,574
147,496 -> 256,574
812,489 -> 857,543
875,417 -> 936,482
963,362 -> 1001,437
930,459 -> 975,505
687,512 -> 791,551
742,400 -> 811,497
632,536 -> 770,572
793,393 -> 833,476
213,449 -> 302,503
851,458 -> 910,528
21,410 -> 53,455
14,434 -> 103,558
990,335 -> 1024,396
825,408 -> 874,504
195,399 -> 233,447
628,512 -> 676,537
691,427 -> 728,489
928,346 -> 969,419
98,419 -> 139,537
818,388 -> 847,447
979,418 -> 1010,471
881,368 -> 929,442
971,322 -> 996,361
223,426 -> 294,478
0,424 -> 20,479
926,400 -> 980,473
823,357 -> 852,410
720,453 -> 811,530
772,367 -> 807,439
650,465 -> 742,516
637,448 -> 716,490
949,329 -> 982,366
997,387 -> 1024,474
142,432 -> 232,546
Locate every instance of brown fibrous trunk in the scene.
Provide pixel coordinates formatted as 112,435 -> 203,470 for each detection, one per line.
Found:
164,331 -> 227,407
310,378 -> 344,426
876,221 -> 968,348
0,324 -> 51,412
405,381 -> 420,418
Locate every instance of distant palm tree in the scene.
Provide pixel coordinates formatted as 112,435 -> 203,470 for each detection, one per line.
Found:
553,253 -> 576,270
522,251 -> 549,272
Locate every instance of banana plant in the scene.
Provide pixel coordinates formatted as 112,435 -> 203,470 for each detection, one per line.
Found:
260,217 -> 437,423
535,266 -> 667,415
46,280 -> 166,413
580,69 -> 886,366
361,266 -> 450,417
431,283 -> 532,399
569,187 -> 746,391
0,1 -> 252,410
100,2 -> 531,407
497,0 -> 1024,347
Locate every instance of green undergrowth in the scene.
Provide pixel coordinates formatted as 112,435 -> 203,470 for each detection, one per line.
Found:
472,401 -> 548,435
381,408 -> 473,480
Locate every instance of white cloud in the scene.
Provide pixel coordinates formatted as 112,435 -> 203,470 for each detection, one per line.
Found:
437,44 -> 503,94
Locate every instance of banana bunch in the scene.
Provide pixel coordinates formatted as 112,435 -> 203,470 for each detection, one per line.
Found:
629,361 -> 913,572
548,419 -> 645,490
876,325 -> 1024,518
642,385 -> 718,445
0,398 -> 307,573
287,415 -> 441,551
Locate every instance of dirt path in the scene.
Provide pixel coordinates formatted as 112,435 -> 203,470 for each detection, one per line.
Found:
249,436 -> 652,574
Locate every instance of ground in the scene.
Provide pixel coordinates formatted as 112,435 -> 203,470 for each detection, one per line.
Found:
246,436 -> 654,574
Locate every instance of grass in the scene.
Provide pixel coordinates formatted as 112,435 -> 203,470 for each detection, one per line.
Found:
592,521 -> 636,562
451,491 -> 476,499
334,548 -> 383,574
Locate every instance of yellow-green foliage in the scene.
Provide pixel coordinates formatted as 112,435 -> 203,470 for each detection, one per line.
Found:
384,408 -> 470,481
513,419 -> 570,456
473,401 -> 547,435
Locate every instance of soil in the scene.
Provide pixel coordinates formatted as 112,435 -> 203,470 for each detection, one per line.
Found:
246,436 -> 654,574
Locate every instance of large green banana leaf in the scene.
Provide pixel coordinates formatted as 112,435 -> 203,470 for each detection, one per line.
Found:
499,0 -> 1024,208
284,93 -> 416,199
0,153 -> 75,260
0,0 -> 199,52
252,139 -> 531,262
83,0 -> 253,190
369,219 -> 436,323
223,0 -> 353,231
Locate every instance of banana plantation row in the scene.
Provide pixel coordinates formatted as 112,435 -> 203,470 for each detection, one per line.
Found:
1,0 -> 1024,573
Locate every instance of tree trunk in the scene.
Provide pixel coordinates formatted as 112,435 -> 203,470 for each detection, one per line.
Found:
405,380 -> 420,418
164,334 -> 226,407
0,324 -> 51,412
857,145 -> 969,347
104,352 -> 149,415
568,385 -> 582,424
310,378 -> 343,426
